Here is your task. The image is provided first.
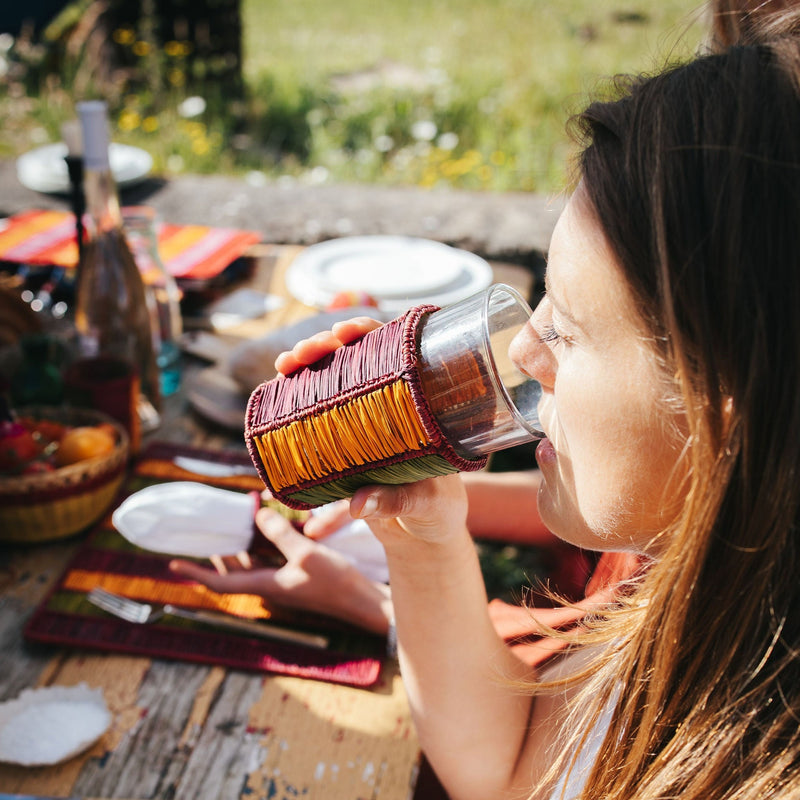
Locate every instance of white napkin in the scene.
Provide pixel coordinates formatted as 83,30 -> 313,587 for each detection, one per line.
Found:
112,482 -> 257,558
0,684 -> 111,766
113,482 -> 389,582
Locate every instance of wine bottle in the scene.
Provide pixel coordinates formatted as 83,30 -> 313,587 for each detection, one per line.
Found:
73,100 -> 161,450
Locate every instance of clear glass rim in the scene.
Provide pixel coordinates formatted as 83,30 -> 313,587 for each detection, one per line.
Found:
480,283 -> 542,437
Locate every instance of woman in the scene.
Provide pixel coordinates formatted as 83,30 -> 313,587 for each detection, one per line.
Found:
179,10 -> 800,799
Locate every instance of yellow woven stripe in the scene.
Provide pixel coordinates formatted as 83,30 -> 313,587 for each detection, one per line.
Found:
257,380 -> 430,491
63,569 -> 272,619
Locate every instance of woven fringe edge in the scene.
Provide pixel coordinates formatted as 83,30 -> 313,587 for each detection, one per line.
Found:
245,314 -> 411,435
271,452 -> 463,510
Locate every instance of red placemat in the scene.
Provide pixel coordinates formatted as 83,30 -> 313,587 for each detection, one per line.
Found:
24,442 -> 384,688
0,209 -> 261,281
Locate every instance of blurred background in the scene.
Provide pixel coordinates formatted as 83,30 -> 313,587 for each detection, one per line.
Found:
0,0 -> 707,196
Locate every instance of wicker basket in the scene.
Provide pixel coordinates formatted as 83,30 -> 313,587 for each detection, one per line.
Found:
0,407 -> 129,543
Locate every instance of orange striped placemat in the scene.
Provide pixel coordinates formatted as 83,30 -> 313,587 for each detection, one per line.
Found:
0,209 -> 261,281
23,441 -> 384,687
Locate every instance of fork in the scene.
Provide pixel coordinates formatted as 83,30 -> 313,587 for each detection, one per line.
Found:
87,587 -> 329,649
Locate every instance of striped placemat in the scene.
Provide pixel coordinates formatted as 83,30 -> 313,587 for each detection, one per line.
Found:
0,209 -> 261,281
24,442 -> 384,688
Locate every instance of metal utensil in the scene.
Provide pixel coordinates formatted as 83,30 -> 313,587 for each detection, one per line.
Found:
172,455 -> 255,477
87,587 -> 328,649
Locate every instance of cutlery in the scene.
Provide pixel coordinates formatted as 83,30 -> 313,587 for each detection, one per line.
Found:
87,587 -> 329,649
172,455 -> 255,477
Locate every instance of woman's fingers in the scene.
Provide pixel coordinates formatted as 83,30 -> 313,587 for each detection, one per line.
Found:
350,475 -> 468,543
304,500 -> 353,540
168,558 -> 276,596
256,507 -> 314,556
274,331 -> 340,375
274,317 -> 383,376
330,317 -> 382,343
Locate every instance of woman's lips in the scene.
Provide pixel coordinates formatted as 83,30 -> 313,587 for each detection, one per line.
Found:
535,436 -> 556,467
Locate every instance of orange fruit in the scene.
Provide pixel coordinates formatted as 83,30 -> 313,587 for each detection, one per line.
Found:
55,426 -> 116,466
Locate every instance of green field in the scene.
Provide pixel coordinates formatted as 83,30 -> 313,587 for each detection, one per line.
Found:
1,0 -> 709,193
237,1 -> 707,191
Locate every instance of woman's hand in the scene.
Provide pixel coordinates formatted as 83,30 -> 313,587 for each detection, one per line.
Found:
275,317 -> 382,375
351,474 -> 470,548
274,312 -> 473,547
169,507 -> 393,635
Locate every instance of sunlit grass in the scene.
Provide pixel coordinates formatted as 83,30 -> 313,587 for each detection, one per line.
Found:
238,0 -> 708,191
0,0 -> 709,193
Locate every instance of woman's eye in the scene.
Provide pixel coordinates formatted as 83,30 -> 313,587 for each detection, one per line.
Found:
539,324 -> 564,345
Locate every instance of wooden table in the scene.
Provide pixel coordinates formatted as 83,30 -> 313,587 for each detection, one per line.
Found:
0,245 -> 533,800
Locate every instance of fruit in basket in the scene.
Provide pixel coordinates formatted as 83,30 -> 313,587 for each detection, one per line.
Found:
55,426 -> 116,466
0,413 -> 119,475
0,421 -> 41,474
21,417 -> 68,444
0,406 -> 130,543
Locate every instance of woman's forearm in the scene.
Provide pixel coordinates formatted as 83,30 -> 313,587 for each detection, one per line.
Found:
382,527 -> 537,800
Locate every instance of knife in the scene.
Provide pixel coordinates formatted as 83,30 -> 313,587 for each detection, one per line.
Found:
164,604 -> 330,649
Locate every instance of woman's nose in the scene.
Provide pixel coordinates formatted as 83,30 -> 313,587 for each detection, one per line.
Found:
508,314 -> 556,390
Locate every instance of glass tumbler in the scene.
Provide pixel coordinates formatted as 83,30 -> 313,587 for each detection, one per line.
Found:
416,282 -> 542,458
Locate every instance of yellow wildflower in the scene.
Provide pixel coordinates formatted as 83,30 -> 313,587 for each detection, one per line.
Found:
118,110 -> 141,132
113,28 -> 135,45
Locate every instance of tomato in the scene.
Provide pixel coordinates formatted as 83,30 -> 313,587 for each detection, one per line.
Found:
22,459 -> 56,474
20,417 -> 68,445
326,290 -> 379,310
0,423 -> 42,474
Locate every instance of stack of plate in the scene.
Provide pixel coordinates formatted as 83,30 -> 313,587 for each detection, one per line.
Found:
285,236 -> 493,312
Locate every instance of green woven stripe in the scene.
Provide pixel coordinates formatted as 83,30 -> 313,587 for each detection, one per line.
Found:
286,454 -> 461,507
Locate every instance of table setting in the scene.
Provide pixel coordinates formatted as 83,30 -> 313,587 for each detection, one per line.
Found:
22,440 -> 387,687
1,134 -> 533,798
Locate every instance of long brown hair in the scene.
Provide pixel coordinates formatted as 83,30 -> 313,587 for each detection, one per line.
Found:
553,10 -> 800,800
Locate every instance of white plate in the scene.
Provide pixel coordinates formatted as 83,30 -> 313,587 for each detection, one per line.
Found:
17,142 -> 154,194
285,236 -> 493,312
114,482 -> 390,581
0,684 -> 111,766
112,482 -> 257,557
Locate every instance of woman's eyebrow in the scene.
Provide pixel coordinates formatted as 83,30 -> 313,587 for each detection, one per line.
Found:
543,275 -> 579,326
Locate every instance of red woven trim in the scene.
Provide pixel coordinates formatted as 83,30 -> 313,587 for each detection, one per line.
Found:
399,306 -> 488,473
244,421 -> 270,495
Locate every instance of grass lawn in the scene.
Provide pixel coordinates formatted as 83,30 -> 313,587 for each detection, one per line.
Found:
239,0 -> 708,191
0,0 -> 709,193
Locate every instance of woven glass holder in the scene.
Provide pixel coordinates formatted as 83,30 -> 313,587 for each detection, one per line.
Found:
245,284 -> 541,510
245,304 -> 491,509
